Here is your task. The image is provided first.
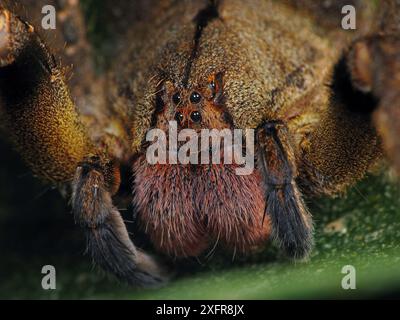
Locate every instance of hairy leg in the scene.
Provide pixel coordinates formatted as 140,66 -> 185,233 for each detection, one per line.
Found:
0,7 -> 166,286
298,53 -> 382,196
3,0 -> 97,107
297,1 -> 400,195
72,156 -> 167,285
257,121 -> 313,259
3,0 -> 131,162
0,5 -> 95,182
347,36 -> 400,175
346,4 -> 400,176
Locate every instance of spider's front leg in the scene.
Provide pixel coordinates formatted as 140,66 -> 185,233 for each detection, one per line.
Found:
0,6 -> 93,181
0,7 -> 166,286
257,121 -> 313,259
72,156 -> 166,285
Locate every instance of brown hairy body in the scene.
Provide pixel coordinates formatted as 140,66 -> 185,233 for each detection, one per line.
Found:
0,0 -> 399,286
134,157 -> 268,257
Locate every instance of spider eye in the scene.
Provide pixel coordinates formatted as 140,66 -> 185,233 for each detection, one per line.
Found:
190,91 -> 202,104
155,87 -> 166,113
172,92 -> 181,105
174,111 -> 184,124
190,111 -> 202,123
209,81 -> 216,91
208,72 -> 224,103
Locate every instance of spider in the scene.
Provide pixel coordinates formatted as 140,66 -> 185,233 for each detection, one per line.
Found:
0,0 -> 399,286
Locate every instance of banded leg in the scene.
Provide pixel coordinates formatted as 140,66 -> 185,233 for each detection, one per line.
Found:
0,7 -> 166,286
257,121 -> 313,259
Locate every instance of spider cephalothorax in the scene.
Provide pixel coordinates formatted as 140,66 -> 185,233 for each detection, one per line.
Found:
0,0 -> 399,286
133,73 -> 270,257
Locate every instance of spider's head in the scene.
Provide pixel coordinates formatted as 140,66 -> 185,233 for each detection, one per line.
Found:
152,72 -> 231,132
131,71 -> 269,258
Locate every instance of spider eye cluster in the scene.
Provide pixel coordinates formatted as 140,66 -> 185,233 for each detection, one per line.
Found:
174,110 -> 202,125
172,91 -> 202,105
157,75 -> 224,127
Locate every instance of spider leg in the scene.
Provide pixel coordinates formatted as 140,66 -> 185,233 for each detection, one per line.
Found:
3,0 -> 97,104
297,43 -> 383,196
333,0 -> 400,177
298,34 -> 400,194
6,0 -> 131,161
257,121 -> 313,259
347,34 -> 400,177
0,5 -> 94,182
0,7 -> 167,286
72,156 -> 167,286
